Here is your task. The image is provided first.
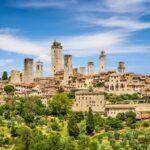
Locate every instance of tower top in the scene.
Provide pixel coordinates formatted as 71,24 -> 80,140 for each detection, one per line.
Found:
52,40 -> 62,48
100,51 -> 106,56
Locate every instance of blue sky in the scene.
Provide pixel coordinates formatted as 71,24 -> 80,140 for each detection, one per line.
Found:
0,0 -> 150,76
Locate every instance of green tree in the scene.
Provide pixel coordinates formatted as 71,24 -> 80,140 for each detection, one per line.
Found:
63,137 -> 77,150
89,139 -> 99,150
2,71 -> 8,80
116,112 -> 126,121
93,113 -> 105,132
94,82 -> 104,87
49,93 -> 73,117
74,111 -> 84,123
68,113 -> 79,138
4,85 -> 15,95
86,107 -> 95,135
125,111 -> 136,126
105,117 -> 123,130
47,133 -> 64,150
30,130 -> 49,150
15,126 -> 33,150
77,135 -> 90,150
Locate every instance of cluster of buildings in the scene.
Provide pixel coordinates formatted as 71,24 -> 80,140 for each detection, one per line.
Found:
0,40 -> 150,118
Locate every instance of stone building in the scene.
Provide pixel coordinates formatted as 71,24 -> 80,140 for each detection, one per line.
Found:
79,67 -> 86,75
99,51 -> 106,73
51,40 -> 63,76
105,104 -> 135,117
118,61 -> 126,74
88,62 -> 94,75
72,90 -> 105,113
35,61 -> 43,78
105,73 -> 128,94
23,58 -> 34,83
64,55 -> 73,83
10,70 -> 22,84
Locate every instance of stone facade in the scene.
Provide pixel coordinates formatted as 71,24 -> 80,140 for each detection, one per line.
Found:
72,90 -> 105,113
10,70 -> 22,84
51,41 -> 63,76
35,61 -> 43,78
23,58 -> 34,83
105,104 -> 135,117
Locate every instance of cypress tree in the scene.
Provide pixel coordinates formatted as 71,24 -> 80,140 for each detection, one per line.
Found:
68,113 -> 79,138
2,71 -> 8,80
86,107 -> 94,135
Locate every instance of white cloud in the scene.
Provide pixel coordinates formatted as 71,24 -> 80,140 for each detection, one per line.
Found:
76,16 -> 150,31
0,33 -> 46,56
105,0 -> 149,13
0,28 -> 149,60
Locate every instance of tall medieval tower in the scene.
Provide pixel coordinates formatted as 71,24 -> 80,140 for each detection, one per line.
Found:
64,55 -> 73,83
79,67 -> 86,75
23,58 -> 34,83
35,61 -> 43,78
118,61 -> 126,74
88,62 -> 94,75
51,40 -> 63,76
99,51 -> 106,73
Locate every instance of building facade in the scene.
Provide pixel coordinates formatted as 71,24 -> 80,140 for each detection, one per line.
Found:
72,90 -> 105,113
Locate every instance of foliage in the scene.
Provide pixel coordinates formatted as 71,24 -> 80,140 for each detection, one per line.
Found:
106,93 -> 140,104
0,93 -> 150,149
116,112 -> 126,121
77,135 -> 90,150
2,71 -> 8,80
15,125 -> 33,150
93,113 -> 105,131
105,117 -> 123,130
50,118 -> 61,131
4,85 -> 15,95
68,113 -> 79,138
86,107 -> 95,135
125,111 -> 136,126
49,93 -> 73,117
94,82 -> 104,87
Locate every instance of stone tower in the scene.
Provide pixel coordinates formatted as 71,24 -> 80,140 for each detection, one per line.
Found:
23,58 -> 34,83
118,61 -> 126,74
51,40 -> 63,76
99,51 -> 106,73
79,67 -> 86,75
88,62 -> 94,75
73,68 -> 78,76
35,61 -> 43,78
10,70 -> 21,84
64,55 -> 73,82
